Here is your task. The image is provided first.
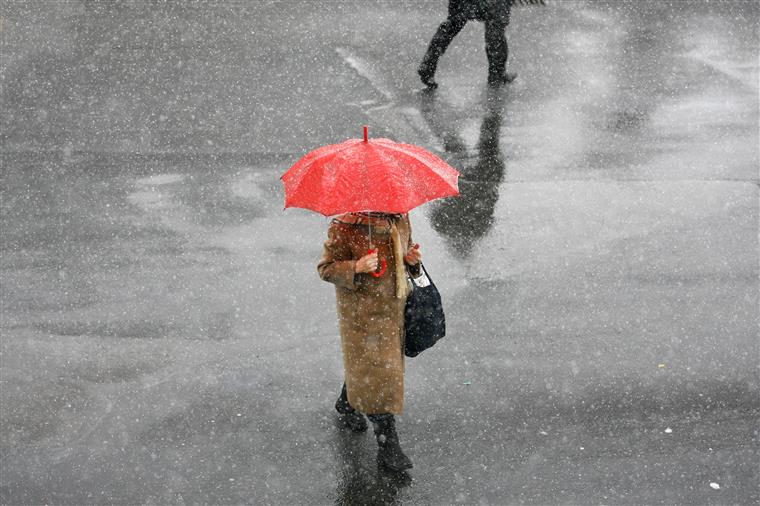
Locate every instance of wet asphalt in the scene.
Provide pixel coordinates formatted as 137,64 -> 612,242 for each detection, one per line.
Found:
1,1 -> 758,504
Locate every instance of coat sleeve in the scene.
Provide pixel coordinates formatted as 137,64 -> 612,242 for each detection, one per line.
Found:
317,223 -> 358,291
404,215 -> 422,278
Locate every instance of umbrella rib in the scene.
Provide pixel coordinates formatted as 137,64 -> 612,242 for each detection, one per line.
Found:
375,147 -> 458,208
284,153 -> 335,209
380,143 -> 447,171
374,142 -> 459,187
282,140 -> 361,183
376,147 -> 413,210
284,142 -> 364,211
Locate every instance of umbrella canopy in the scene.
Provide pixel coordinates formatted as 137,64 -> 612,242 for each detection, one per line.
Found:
281,127 -> 459,216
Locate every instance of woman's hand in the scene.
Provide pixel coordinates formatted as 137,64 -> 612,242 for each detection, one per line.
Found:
355,250 -> 379,273
404,243 -> 422,265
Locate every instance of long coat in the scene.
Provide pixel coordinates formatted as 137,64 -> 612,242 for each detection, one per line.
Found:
318,213 -> 417,415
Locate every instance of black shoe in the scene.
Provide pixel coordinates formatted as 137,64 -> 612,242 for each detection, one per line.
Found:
487,71 -> 517,86
418,68 -> 438,89
371,414 -> 413,472
335,388 -> 368,432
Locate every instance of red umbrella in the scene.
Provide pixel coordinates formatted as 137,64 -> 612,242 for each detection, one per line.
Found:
281,126 -> 459,216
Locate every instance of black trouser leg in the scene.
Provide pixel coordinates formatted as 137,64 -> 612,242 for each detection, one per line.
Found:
484,19 -> 508,80
419,14 -> 468,78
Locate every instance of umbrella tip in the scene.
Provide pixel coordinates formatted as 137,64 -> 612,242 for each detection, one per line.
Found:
363,125 -> 368,142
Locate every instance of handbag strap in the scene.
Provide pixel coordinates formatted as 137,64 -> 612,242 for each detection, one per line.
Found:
408,262 -> 432,285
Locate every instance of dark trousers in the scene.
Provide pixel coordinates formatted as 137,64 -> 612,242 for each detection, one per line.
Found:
420,14 -> 508,79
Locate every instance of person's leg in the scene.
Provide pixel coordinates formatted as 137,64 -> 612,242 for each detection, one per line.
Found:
335,382 -> 368,432
367,413 -> 413,471
418,14 -> 468,88
484,19 -> 516,84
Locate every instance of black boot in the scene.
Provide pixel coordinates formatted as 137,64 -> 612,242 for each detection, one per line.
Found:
335,383 -> 367,432
369,414 -> 413,472
487,71 -> 517,86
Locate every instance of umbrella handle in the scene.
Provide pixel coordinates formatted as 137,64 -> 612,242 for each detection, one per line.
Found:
367,249 -> 387,278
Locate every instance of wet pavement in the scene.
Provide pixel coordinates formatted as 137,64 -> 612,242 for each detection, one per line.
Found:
1,1 -> 758,504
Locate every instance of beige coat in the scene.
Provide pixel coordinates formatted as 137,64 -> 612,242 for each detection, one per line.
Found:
318,213 -> 417,415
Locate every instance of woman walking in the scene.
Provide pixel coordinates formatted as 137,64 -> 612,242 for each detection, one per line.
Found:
318,211 -> 422,472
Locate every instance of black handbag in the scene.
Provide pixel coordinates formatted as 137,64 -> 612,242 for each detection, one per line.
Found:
404,263 -> 446,357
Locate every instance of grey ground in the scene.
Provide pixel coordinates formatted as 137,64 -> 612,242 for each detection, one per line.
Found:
1,1 -> 758,504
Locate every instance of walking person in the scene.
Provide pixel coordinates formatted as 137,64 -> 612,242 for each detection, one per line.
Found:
418,0 -> 516,88
318,212 -> 422,472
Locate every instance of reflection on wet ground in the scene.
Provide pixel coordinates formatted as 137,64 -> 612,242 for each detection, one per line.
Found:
0,151 -> 288,336
422,87 -> 508,258
333,428 -> 411,506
